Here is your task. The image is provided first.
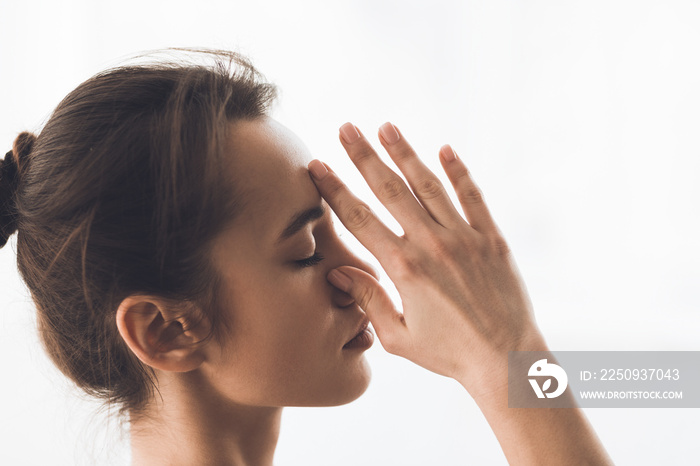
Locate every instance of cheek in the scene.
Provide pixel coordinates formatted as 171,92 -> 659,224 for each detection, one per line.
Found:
218,268 -> 336,384
249,279 -> 334,360
206,231 -> 370,405
212,242 -> 350,381
219,319 -> 337,405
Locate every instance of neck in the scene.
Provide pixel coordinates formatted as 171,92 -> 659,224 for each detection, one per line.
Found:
129,372 -> 282,466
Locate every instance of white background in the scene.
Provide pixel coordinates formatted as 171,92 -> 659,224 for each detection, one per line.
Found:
1,0 -> 699,464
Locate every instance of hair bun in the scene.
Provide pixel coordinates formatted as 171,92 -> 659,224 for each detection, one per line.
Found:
0,131 -> 36,248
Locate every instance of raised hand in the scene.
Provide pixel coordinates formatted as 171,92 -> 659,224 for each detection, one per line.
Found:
307,122 -> 546,401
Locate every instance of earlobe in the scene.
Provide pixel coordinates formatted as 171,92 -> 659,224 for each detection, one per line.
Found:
115,295 -> 209,373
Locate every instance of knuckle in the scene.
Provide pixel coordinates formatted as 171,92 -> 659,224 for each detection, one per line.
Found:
351,146 -> 376,165
458,184 -> 484,205
379,178 -> 406,203
488,235 -> 511,256
415,178 -> 444,200
453,166 -> 478,190
383,241 -> 407,267
453,165 -> 472,182
425,232 -> 453,258
394,250 -> 426,280
392,146 -> 414,163
346,203 -> 373,230
354,285 -> 375,310
324,177 -> 345,200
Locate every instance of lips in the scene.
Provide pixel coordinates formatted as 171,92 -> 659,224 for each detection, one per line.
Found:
344,315 -> 370,346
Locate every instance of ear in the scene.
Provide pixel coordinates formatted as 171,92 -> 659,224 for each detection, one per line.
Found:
115,295 -> 211,373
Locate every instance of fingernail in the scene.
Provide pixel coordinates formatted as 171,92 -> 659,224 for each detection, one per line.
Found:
339,122 -> 360,144
441,144 -> 457,162
308,159 -> 328,180
329,269 -> 353,291
379,122 -> 400,144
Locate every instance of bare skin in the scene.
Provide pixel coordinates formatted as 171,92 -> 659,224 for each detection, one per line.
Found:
129,379 -> 281,466
117,117 -> 613,464
117,117 -> 378,466
309,121 -> 614,465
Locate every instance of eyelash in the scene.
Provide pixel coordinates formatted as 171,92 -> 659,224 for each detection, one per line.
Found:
295,251 -> 325,268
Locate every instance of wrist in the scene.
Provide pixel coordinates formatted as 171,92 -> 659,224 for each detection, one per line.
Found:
454,328 -> 550,408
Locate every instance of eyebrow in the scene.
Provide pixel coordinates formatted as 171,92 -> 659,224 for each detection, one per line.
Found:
276,203 -> 326,244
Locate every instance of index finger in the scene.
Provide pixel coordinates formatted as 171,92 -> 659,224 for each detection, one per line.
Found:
307,159 -> 403,266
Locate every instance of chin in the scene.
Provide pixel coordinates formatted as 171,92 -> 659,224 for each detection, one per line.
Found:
325,355 -> 373,407
288,356 -> 373,408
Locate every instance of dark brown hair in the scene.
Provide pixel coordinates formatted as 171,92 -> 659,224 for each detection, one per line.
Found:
0,48 -> 277,421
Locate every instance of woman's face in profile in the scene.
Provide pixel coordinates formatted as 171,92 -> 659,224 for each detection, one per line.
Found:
204,117 -> 378,407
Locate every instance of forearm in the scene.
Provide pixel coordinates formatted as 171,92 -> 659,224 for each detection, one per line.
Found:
473,386 -> 613,465
458,336 -> 614,465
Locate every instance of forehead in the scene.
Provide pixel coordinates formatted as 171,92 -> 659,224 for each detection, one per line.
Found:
223,117 -> 321,241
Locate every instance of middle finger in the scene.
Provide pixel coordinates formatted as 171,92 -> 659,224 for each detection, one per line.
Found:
377,122 -> 466,230
338,122 -> 433,236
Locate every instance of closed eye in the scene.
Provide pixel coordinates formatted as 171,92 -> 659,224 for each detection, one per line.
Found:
295,251 -> 325,268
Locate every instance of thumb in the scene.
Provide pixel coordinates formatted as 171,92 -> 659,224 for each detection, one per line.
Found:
328,266 -> 408,353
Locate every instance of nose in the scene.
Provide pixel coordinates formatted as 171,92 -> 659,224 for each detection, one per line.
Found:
328,236 -> 381,305
337,243 -> 380,281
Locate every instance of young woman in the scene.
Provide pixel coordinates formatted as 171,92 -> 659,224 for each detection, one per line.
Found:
0,49 -> 612,465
